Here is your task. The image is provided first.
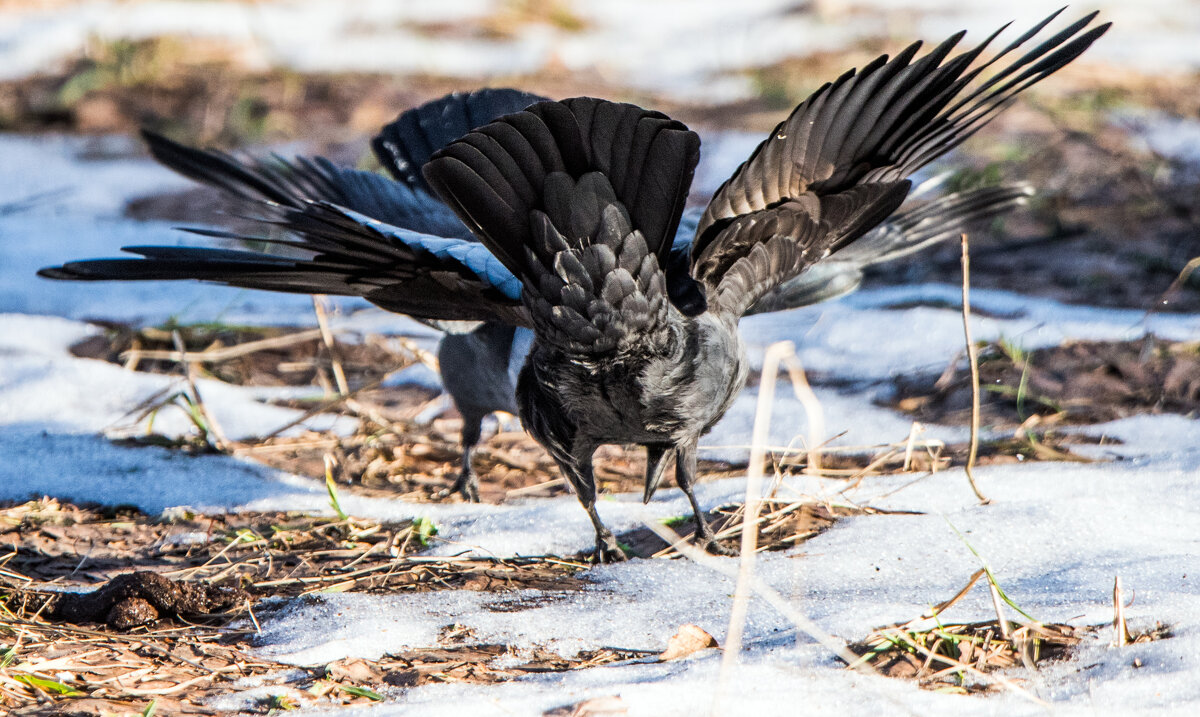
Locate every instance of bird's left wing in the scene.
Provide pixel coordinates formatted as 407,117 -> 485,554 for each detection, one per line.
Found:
690,10 -> 1108,318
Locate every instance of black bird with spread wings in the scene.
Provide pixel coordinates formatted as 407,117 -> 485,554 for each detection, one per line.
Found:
41,90 -> 1032,502
42,11 -> 1108,560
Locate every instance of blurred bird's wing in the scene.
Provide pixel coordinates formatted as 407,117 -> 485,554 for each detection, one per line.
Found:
142,88 -> 551,239
141,130 -> 467,239
690,9 -> 1109,318
372,88 -> 549,195
745,183 -> 1033,313
40,90 -> 560,326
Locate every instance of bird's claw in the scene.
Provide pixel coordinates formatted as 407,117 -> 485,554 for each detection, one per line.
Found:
439,473 -> 480,503
694,536 -> 738,557
592,535 -> 628,563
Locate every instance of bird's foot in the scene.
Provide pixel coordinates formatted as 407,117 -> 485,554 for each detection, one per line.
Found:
693,534 -> 738,557
438,473 -> 480,503
592,534 -> 628,564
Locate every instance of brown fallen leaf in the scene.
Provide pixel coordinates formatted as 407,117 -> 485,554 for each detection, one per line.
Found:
659,624 -> 719,661
326,657 -> 378,684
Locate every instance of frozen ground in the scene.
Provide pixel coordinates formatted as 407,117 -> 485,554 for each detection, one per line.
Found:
1,2 -> 1197,101
0,134 -> 1198,714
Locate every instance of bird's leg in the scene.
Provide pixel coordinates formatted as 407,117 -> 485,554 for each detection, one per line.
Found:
675,440 -> 737,556
445,413 -> 482,502
583,502 -> 626,563
563,448 -> 626,563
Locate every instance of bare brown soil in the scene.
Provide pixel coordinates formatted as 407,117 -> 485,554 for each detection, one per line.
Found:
890,337 -> 1200,429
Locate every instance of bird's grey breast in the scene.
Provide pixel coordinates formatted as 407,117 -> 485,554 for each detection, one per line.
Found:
529,313 -> 745,445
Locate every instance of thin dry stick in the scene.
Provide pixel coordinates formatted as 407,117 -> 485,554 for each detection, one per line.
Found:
642,519 -> 866,671
1142,255 -> 1200,325
251,374 -> 389,442
781,354 -> 824,477
959,234 -> 990,504
389,333 -> 440,372
171,331 -> 229,451
717,341 -> 789,711
902,422 -> 922,472
120,328 -> 328,364
312,296 -> 350,396
1113,575 -> 1129,646
988,579 -> 1012,641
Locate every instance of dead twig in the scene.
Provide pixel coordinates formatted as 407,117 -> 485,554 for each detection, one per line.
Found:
959,234 -> 990,504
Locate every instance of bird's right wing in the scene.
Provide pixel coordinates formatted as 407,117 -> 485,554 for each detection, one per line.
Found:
40,200 -> 530,325
40,90 -> 565,326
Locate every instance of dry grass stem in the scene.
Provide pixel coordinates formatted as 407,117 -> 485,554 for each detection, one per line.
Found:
120,327 -> 328,364
718,340 -> 796,714
313,295 -> 350,396
1143,255 -> 1200,323
640,520 -> 867,676
988,579 -> 1012,641
171,330 -> 229,451
959,234 -> 990,504
1113,575 -> 1129,646
781,353 -> 825,477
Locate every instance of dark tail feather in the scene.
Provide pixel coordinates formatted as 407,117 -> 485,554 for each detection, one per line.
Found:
423,97 -> 700,287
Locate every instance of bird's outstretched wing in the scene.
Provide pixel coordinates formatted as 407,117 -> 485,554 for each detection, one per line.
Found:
372,88 -> 549,194
40,90 -> 553,326
746,183 -> 1034,313
39,201 -> 529,324
424,97 -> 701,352
691,9 -> 1109,318
141,129 -> 467,239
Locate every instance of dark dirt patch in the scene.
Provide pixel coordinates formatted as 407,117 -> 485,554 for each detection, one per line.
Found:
846,568 -> 1175,694
0,499 -> 603,712
0,34 -> 710,150
0,586 -> 642,715
75,322 -> 744,501
890,337 -> 1200,429
265,418 -> 743,504
369,644 -> 645,689
10,572 -> 247,629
